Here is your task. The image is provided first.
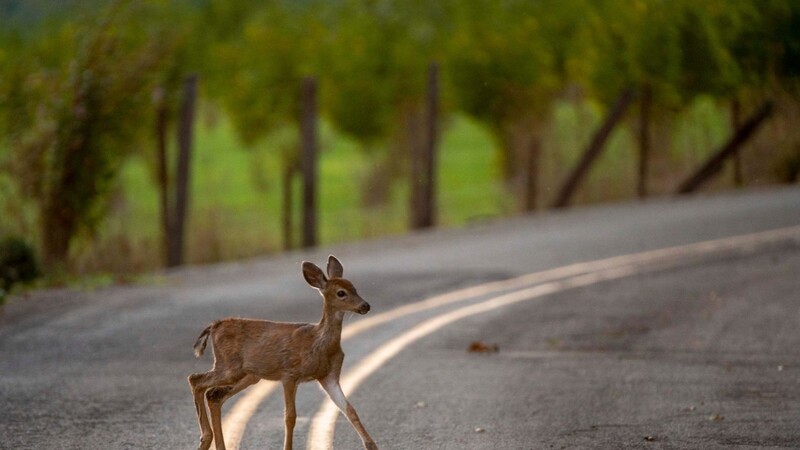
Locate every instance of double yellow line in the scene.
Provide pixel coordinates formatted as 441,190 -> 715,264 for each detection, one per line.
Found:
221,225 -> 800,450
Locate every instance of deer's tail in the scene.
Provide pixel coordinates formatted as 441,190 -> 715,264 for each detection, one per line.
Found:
193,324 -> 213,358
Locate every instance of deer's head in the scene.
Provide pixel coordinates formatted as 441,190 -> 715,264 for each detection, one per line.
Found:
302,255 -> 370,315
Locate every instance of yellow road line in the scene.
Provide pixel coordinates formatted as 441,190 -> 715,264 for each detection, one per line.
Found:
304,226 -> 800,449
221,380 -> 278,450
222,225 -> 800,449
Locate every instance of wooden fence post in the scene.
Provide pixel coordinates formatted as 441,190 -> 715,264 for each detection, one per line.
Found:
676,101 -> 773,195
524,136 -> 541,212
731,98 -> 744,187
300,76 -> 318,248
637,84 -> 651,198
168,74 -> 197,267
281,163 -> 295,251
153,85 -> 173,267
552,88 -> 635,209
411,62 -> 439,229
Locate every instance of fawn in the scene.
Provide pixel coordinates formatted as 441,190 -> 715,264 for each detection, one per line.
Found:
188,255 -> 378,450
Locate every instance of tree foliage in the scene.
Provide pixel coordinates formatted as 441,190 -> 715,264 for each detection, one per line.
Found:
320,0 -> 442,149
1,1 -> 175,266
202,1 -> 318,148
1,0 -> 798,268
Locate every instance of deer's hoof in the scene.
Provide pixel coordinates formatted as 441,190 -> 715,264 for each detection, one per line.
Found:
365,442 -> 379,450
197,435 -> 213,450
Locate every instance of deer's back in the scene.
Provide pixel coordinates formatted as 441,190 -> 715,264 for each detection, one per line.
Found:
209,318 -> 335,382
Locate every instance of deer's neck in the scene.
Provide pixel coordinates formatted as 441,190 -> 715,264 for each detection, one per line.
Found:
315,306 -> 344,350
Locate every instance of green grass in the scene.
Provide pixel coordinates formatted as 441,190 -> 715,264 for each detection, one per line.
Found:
2,96 -> 738,275
89,109 -> 505,271
438,115 -> 512,224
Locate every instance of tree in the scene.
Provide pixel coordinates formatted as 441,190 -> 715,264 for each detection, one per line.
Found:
0,2 -> 172,267
315,0 -> 447,214
722,0 -> 800,185
589,0 -> 683,197
676,2 -> 741,102
202,1 -> 321,249
447,0 -> 556,203
730,0 -> 800,89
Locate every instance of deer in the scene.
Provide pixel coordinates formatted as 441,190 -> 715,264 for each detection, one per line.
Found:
188,255 -> 378,450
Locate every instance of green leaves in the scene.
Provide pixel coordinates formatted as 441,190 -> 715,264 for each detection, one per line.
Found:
1,1 -> 175,264
449,2 -> 554,128
1,0 -> 797,266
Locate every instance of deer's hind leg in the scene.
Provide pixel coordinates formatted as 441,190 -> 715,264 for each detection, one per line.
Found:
206,374 -> 260,450
188,370 -> 246,450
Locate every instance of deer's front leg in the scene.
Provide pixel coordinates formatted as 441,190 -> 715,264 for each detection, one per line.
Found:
319,376 -> 378,450
282,379 -> 298,450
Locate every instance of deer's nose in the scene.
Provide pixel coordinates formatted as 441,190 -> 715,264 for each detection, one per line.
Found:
358,302 -> 371,315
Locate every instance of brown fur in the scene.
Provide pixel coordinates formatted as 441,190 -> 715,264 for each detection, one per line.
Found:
193,324 -> 213,358
187,256 -> 378,450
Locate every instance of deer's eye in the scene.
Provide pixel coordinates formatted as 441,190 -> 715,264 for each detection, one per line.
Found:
337,290 -> 347,298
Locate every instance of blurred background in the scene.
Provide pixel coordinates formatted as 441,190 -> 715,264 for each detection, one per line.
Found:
0,0 -> 798,283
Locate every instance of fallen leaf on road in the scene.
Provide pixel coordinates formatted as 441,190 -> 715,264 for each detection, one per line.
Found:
644,436 -> 656,442
414,401 -> 427,409
709,414 -> 725,421
474,427 -> 485,433
468,341 -> 499,353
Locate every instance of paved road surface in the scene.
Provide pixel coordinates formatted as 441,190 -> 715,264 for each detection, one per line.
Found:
0,187 -> 798,449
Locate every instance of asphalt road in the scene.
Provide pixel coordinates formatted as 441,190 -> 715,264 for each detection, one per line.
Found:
1,186 -> 799,449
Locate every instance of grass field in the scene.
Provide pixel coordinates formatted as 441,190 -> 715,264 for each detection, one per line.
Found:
3,96 -> 758,276
70,110 -> 510,272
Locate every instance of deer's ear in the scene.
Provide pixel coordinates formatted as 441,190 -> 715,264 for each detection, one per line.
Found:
302,261 -> 327,289
327,255 -> 344,279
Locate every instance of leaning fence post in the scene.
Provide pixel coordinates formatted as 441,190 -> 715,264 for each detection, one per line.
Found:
676,101 -> 773,195
552,88 -> 635,209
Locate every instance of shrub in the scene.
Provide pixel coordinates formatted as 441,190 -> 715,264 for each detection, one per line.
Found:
0,237 -> 40,296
